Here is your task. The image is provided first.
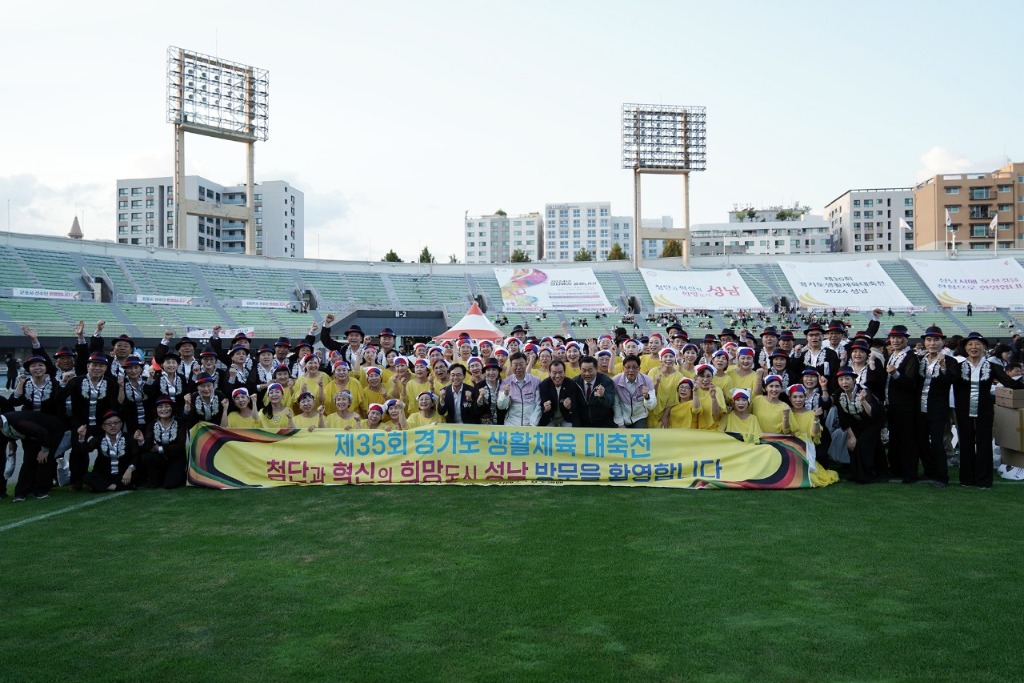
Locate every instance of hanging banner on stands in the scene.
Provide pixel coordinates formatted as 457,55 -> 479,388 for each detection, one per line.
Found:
494,268 -> 614,312
185,326 -> 255,340
908,258 -> 1024,307
13,288 -> 81,301
640,268 -> 762,311
778,260 -> 912,309
137,294 -> 193,306
240,299 -> 292,309
187,423 -> 813,490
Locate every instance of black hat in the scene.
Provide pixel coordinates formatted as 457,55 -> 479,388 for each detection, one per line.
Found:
886,325 -> 910,338
379,327 -> 396,338
511,325 -> 526,334
113,334 -> 135,349
922,325 -> 946,340
761,327 -> 779,338
345,325 -> 364,338
175,336 -> 197,350
274,337 -> 291,348
964,331 -> 987,346
804,323 -> 825,336
719,328 -> 736,339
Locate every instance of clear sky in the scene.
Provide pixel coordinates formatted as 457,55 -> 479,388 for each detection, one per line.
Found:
2,0 -> 1021,262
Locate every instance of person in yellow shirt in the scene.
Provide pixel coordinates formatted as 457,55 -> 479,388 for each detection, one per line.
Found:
640,334 -> 665,374
726,347 -> 759,395
751,373 -> 791,435
292,391 -> 324,431
291,354 -> 327,413
384,398 -> 408,430
400,359 -> 435,415
694,364 -> 724,431
786,383 -> 839,487
648,347 -> 682,427
529,345 -> 552,381
665,377 -> 700,429
719,389 -> 763,443
324,390 -> 362,430
221,387 -> 260,429
323,360 -> 364,416
407,391 -> 445,428
564,341 -> 584,379
259,383 -> 295,430
359,366 -> 389,418
595,349 -> 616,377
678,343 -> 699,380
363,403 -> 387,430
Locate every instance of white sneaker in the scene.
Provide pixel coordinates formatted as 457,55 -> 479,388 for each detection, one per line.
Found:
1000,466 -> 1024,481
3,454 -> 14,480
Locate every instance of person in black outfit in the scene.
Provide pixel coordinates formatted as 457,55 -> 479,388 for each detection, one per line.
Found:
437,363 -> 479,424
883,325 -> 921,482
71,410 -> 138,492
834,367 -> 885,484
539,360 -> 585,427
2,410 -> 66,501
575,355 -> 616,428
950,332 -> 1023,488
915,326 -> 953,487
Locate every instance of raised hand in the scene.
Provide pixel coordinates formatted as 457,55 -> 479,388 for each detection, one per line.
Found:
96,320 -> 106,334
74,320 -> 85,337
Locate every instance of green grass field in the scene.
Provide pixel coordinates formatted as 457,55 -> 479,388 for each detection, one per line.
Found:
3,480 -> 1023,682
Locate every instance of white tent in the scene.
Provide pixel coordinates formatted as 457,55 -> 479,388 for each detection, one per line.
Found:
433,302 -> 504,343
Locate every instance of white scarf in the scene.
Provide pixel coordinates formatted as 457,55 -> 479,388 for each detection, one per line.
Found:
159,373 -> 182,398
257,364 -> 275,384
231,363 -> 250,384
100,433 -> 126,475
839,391 -> 864,418
82,376 -> 108,425
25,375 -> 53,410
124,378 -> 147,425
194,393 -> 219,422
154,419 -> 178,445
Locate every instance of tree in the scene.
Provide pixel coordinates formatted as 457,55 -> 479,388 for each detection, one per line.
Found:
606,243 -> 629,260
495,209 -> 507,217
448,254 -> 458,264
382,250 -> 403,262
574,247 -> 593,262
745,207 -> 757,222
510,248 -> 532,263
660,240 -> 682,258
418,246 -> 435,263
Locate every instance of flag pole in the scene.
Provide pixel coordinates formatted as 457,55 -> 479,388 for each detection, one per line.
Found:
991,213 -> 999,256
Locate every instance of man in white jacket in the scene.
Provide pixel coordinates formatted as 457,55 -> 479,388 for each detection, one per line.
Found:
612,355 -> 657,429
497,352 -> 542,427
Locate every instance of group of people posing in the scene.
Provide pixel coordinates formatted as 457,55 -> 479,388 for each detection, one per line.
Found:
2,307 -> 1017,499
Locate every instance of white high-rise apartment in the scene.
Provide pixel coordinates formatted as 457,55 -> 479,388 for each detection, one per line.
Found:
543,202 -> 632,262
115,176 -> 304,258
464,211 -> 543,264
823,188 -> 914,254
688,207 -> 835,257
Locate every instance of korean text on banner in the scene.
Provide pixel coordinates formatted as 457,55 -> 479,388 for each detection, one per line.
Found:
639,268 -> 762,311
778,260 -> 912,309
188,424 -> 813,490
907,258 -> 1024,307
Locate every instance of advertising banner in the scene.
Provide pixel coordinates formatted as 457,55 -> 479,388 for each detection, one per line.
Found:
188,423 -> 813,490
908,258 -> 1024,307
640,268 -> 762,311
778,260 -> 912,309
240,299 -> 292,309
185,326 -> 255,340
495,268 -> 614,312
13,288 -> 81,301
137,294 -> 193,306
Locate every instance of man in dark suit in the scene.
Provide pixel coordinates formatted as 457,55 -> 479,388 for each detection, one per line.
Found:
437,363 -> 479,424
575,355 -> 616,428
539,360 -> 585,427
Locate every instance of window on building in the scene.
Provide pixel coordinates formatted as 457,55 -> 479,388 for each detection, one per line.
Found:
130,187 -> 141,196
118,188 -> 128,196
946,205 -> 959,213
572,219 -> 580,228
864,199 -> 874,207
945,187 -> 960,194
131,200 -> 141,208
600,208 -> 609,216
998,184 -> 1012,192
587,208 -> 596,217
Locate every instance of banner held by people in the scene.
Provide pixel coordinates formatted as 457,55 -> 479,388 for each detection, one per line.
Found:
187,423 -> 813,490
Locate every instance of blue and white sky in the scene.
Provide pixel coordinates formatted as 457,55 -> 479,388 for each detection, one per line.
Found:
2,0 -> 1021,261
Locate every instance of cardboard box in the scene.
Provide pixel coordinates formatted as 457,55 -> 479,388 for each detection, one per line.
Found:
994,405 -> 1024,451
995,386 -> 1024,409
1001,446 -> 1024,469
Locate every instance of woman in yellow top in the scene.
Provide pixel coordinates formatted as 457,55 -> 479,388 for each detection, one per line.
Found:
786,384 -> 839,487
392,358 -> 432,416
693,364 -> 724,430
678,343 -> 699,380
467,357 -> 485,387
665,377 -> 700,429
564,341 -> 584,379
726,347 -> 759,395
719,389 -> 763,444
221,387 -> 260,429
324,390 -> 362,430
648,347 -> 682,427
595,350 -> 616,377
259,383 -> 296,430
291,354 -> 327,413
364,403 -> 388,430
529,346 -> 551,381
292,391 -> 324,431
751,374 -> 791,435
710,350 -> 733,402
384,399 -> 408,429
407,391 -> 445,428
323,360 -> 364,416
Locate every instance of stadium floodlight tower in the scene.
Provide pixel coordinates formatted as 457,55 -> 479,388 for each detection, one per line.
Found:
621,103 -> 706,268
166,47 -> 269,254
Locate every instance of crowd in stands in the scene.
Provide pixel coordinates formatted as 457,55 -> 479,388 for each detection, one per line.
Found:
3,307 -> 1023,500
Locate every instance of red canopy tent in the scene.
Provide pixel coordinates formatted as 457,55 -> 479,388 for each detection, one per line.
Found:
433,302 -> 504,344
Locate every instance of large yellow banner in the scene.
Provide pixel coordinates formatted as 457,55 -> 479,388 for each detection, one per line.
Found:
187,424 -> 813,490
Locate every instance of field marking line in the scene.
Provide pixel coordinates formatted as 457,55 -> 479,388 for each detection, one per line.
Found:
0,490 -> 132,533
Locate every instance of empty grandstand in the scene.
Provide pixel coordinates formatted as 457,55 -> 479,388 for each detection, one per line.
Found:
0,232 -> 1020,354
